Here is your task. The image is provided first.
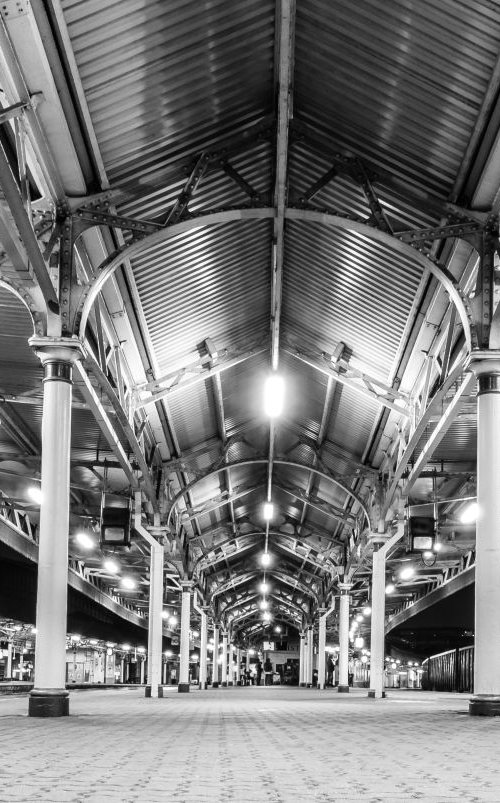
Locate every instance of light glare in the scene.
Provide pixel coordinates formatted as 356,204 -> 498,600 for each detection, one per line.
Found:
121,576 -> 136,590
263,502 -> 274,521
263,374 -> 285,418
28,486 -> 43,505
385,583 -> 395,594
76,531 -> 95,550
103,559 -> 119,575
460,502 -> 478,524
261,552 -> 271,567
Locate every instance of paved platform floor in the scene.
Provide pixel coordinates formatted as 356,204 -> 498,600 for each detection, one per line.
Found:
1,686 -> 499,802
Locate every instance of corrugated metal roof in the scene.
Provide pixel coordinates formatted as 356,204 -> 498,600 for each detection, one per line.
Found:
62,0 -> 275,184
282,220 -> 423,378
133,219 -> 271,371
295,0 -> 500,194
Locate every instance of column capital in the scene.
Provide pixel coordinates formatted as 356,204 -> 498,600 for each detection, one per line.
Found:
466,349 -> 500,377
367,531 -> 389,547
29,336 -> 86,365
180,580 -> 193,592
338,582 -> 353,594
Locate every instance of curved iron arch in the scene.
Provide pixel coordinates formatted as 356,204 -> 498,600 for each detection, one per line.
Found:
166,458 -> 371,530
76,206 -> 474,350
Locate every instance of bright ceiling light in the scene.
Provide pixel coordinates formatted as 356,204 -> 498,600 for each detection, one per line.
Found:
262,611 -> 272,622
259,581 -> 269,594
385,583 -> 395,594
164,650 -> 173,657
168,616 -> 178,627
263,374 -> 285,418
274,625 -> 282,633
460,502 -> 478,524
121,644 -> 131,651
433,542 -> 442,552
356,614 -> 363,622
120,576 -> 136,590
399,566 -> 415,580
28,486 -> 43,505
263,502 -> 274,521
362,606 -> 371,616
259,599 -> 268,610
261,552 -> 271,567
70,634 -> 80,642
423,550 -> 433,559
76,531 -> 95,550
103,558 -> 119,575
161,610 -> 169,619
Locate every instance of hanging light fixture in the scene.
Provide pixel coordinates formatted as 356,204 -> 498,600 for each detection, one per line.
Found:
263,502 -> 274,521
263,374 -> 285,418
261,552 -> 271,567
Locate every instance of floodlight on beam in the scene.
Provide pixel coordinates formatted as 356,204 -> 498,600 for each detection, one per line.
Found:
100,505 -> 132,548
409,516 -> 435,552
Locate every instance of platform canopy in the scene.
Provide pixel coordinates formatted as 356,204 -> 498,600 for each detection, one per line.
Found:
0,0 -> 495,649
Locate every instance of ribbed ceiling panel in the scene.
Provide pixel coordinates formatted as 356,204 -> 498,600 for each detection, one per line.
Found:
282,220 -> 422,378
62,0 -> 275,183
164,383 -> 218,453
133,220 -> 271,371
295,0 -> 500,194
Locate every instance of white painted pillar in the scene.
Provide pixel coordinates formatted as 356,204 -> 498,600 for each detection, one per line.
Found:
221,632 -> 229,686
470,356 -> 500,715
338,583 -> 352,693
146,542 -> 164,697
162,661 -> 167,685
29,339 -> 84,717
318,609 -> 327,689
199,608 -> 208,690
236,647 -> 241,684
120,658 -> 125,683
178,583 -> 191,692
140,658 -> 145,685
228,642 -> 234,685
369,543 -> 387,699
212,624 -> 220,687
6,642 -> 12,679
299,631 -> 306,686
307,627 -> 314,686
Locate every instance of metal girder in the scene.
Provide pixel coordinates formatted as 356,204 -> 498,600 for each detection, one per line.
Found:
402,373 -> 476,497
288,348 -> 409,415
134,346 -> 267,409
278,483 -> 356,526
73,361 -> 139,492
81,354 -> 159,511
397,220 -> 483,245
386,553 -> 475,633
270,0 -> 295,371
0,138 -> 58,316
382,357 -> 468,519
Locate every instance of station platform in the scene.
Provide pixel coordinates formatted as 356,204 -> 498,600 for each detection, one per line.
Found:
0,686 -> 498,802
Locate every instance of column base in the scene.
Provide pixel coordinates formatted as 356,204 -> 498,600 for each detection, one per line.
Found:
29,689 -> 69,717
228,681 -> 233,686
200,682 -> 207,690
221,681 -> 228,687
367,690 -> 386,699
337,685 -> 350,693
299,682 -> 307,687
212,681 -> 219,688
145,685 -> 164,698
469,695 -> 500,716
177,683 -> 190,693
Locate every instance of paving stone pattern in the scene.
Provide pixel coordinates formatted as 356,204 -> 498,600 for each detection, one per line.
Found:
1,686 -> 500,802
